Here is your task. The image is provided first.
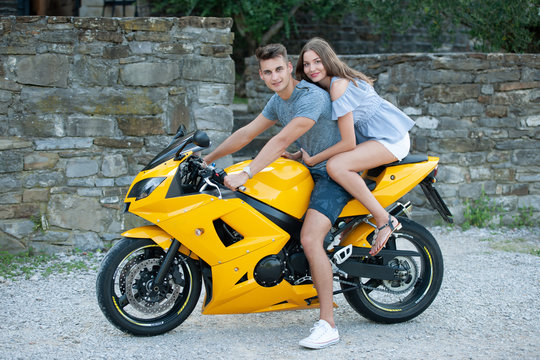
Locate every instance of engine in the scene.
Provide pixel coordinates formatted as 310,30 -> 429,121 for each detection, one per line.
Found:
253,248 -> 311,287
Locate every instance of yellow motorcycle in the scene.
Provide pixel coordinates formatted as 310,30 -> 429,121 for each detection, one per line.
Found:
96,128 -> 453,336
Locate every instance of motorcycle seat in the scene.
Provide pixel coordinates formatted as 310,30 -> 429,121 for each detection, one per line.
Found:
387,154 -> 429,166
366,154 -> 429,179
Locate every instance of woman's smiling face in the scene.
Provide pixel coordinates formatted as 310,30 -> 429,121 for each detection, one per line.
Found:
302,50 -> 327,83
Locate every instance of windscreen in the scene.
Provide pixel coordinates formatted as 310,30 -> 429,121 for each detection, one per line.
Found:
142,132 -> 199,171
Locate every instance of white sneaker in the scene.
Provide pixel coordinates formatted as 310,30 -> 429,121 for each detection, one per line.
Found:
298,319 -> 339,349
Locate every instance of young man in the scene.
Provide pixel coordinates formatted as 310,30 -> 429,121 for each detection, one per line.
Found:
202,43 -> 351,349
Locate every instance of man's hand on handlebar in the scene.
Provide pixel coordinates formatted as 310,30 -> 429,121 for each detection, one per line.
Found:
224,172 -> 249,191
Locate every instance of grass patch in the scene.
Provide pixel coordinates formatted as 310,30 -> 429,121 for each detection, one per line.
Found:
487,237 -> 540,257
0,249 -> 100,280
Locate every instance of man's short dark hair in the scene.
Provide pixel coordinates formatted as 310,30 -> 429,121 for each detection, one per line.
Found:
255,43 -> 288,65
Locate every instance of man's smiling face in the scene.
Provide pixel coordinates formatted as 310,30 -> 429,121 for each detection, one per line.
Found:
259,56 -> 293,94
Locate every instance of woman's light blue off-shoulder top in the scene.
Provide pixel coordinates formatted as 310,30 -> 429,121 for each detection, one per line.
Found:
331,77 -> 415,145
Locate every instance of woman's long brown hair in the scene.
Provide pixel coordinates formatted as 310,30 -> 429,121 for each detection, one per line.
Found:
295,37 -> 374,87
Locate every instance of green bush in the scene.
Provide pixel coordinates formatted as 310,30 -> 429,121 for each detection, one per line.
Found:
512,206 -> 538,228
462,190 -> 503,230
353,0 -> 539,53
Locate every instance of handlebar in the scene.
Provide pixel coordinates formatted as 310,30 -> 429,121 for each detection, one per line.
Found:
195,159 -> 246,192
213,169 -> 246,192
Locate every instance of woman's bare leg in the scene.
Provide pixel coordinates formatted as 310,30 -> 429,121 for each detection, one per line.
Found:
326,141 -> 399,254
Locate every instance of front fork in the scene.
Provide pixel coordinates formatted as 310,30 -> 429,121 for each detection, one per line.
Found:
151,238 -> 181,289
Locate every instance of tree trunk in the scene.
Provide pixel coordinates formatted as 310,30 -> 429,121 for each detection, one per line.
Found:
260,1 -> 305,45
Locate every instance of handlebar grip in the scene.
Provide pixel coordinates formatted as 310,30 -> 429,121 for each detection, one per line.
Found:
212,169 -> 246,192
212,169 -> 227,185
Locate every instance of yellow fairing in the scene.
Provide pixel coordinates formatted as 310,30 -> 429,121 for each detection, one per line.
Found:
125,158 -> 211,224
200,237 -> 321,315
122,225 -> 199,259
339,222 -> 375,248
225,157 -> 438,220
225,158 -> 314,219
340,156 -> 439,217
157,196 -> 323,314
127,192 -> 322,314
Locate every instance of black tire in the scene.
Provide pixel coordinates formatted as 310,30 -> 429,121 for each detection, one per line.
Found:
96,238 -> 201,336
341,217 -> 443,323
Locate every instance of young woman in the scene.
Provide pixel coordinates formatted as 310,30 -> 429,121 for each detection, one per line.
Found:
294,37 -> 415,256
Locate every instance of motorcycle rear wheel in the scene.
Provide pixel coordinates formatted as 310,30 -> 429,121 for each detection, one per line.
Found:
341,217 -> 443,323
96,238 -> 201,336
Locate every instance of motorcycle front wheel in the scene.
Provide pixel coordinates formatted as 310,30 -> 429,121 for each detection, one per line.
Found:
341,217 -> 443,323
96,238 -> 201,336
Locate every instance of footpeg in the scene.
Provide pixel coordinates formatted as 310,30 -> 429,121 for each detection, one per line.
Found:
326,234 -> 342,251
332,244 -> 353,265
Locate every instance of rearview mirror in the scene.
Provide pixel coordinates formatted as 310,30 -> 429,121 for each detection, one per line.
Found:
193,130 -> 210,148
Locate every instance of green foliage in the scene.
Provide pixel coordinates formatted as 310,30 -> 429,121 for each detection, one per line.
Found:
458,0 -> 539,52
152,0 -> 298,49
30,214 -> 44,232
151,0 -> 537,57
352,0 -> 456,46
512,206 -> 538,228
461,190 -> 503,230
352,0 -> 539,53
233,97 -> 248,104
30,215 -> 41,232
151,0 -> 350,51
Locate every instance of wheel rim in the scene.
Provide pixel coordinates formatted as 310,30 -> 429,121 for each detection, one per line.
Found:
112,245 -> 193,325
359,231 -> 434,312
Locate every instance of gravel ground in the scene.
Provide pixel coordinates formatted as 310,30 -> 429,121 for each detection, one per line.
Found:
1,226 -> 539,360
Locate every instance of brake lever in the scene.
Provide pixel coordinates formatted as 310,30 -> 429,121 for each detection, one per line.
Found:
200,166 -> 246,193
200,177 -> 222,199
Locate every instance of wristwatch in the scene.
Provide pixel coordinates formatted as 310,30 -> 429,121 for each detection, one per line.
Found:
242,166 -> 253,179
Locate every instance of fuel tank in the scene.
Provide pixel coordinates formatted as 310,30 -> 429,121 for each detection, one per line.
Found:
225,158 -> 314,219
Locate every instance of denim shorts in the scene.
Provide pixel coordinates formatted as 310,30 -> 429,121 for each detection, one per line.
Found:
308,169 -> 352,225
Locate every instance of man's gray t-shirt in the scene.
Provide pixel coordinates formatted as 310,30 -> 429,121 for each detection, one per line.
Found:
261,80 -> 340,171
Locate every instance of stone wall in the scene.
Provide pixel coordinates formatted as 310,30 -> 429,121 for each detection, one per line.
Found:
0,16 -> 235,253
244,53 -> 540,225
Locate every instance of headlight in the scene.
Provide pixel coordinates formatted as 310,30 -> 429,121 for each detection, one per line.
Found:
128,177 -> 166,200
